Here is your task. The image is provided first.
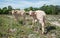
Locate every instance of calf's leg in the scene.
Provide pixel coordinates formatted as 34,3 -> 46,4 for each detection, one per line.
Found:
41,22 -> 44,34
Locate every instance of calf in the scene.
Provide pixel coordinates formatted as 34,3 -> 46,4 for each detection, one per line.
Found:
29,10 -> 46,34
12,10 -> 26,24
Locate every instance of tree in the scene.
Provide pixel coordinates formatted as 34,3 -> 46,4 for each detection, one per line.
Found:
24,8 -> 29,12
0,8 -> 2,14
29,7 -> 33,11
40,5 -> 60,15
55,6 -> 60,14
8,6 -> 12,11
2,7 -> 8,14
8,6 -> 13,14
33,8 -> 39,11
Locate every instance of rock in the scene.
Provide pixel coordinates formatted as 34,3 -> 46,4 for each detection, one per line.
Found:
28,34 -> 36,38
8,28 -> 17,33
51,33 -> 56,38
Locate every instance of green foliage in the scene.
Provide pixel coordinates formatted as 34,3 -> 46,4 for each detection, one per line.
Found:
8,6 -> 12,11
24,8 -> 29,12
0,5 -> 60,15
2,7 -> 8,14
0,6 -> 20,14
24,7 -> 39,11
24,5 -> 60,15
0,8 -> 2,14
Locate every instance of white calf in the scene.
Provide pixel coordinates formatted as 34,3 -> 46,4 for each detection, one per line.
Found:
12,10 -> 26,24
29,10 -> 46,34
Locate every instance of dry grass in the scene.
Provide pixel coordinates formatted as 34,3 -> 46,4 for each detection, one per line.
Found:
0,15 -> 60,38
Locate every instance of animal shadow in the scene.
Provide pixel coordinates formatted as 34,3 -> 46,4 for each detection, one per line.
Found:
45,25 -> 56,34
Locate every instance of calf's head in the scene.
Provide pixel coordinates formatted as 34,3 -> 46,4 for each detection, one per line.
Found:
29,11 -> 36,16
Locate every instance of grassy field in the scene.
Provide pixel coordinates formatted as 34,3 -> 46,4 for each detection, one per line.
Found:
0,15 -> 60,38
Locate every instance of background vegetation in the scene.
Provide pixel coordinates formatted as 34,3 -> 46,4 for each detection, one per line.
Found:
0,5 -> 60,15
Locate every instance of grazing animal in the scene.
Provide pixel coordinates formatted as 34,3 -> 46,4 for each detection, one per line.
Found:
11,10 -> 26,24
29,10 -> 46,34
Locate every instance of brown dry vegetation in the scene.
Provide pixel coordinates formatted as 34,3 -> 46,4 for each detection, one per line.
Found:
0,15 -> 60,38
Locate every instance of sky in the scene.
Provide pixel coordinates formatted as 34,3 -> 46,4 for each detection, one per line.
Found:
0,0 -> 60,9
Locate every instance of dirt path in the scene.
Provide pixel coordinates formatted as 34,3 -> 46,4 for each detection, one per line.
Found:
49,21 -> 60,27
